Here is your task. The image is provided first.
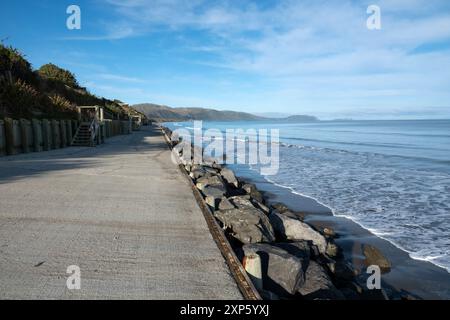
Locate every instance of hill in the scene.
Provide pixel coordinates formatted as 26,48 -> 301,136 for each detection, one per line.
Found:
0,44 -> 144,120
133,103 -> 318,123
133,103 -> 264,121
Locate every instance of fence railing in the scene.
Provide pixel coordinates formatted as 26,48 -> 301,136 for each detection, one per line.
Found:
0,118 -> 132,157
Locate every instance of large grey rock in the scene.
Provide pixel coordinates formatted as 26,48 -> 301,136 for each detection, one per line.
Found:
215,207 -> 276,244
271,202 -> 290,213
203,186 -> 227,210
220,167 -> 239,188
202,185 -> 226,198
218,197 -> 235,210
190,167 -> 207,179
243,243 -> 305,296
229,196 -> 255,209
273,241 -> 311,262
298,261 -> 344,299
196,174 -> 225,191
281,210 -> 305,221
253,200 -> 270,214
363,244 -> 391,273
269,212 -> 328,254
242,183 -> 264,203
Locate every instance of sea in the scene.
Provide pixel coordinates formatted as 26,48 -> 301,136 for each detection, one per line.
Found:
163,119 -> 450,273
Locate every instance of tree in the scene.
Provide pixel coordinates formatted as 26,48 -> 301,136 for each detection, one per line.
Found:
38,63 -> 79,88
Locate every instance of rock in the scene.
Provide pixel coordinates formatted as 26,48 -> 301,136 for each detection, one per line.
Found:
326,242 -> 339,257
242,183 -> 264,203
215,207 -> 276,244
298,261 -> 345,300
202,186 -> 227,210
229,196 -> 255,209
202,185 -> 226,198
203,166 -> 219,175
218,197 -> 235,210
323,227 -> 336,238
220,167 -> 239,188
205,196 -> 220,210
273,241 -> 311,262
333,261 -> 357,283
190,168 -> 207,179
196,174 -> 225,191
269,212 -> 328,254
271,202 -> 290,213
253,200 -> 270,214
281,210 -> 305,221
243,243 -> 305,296
363,244 -> 391,273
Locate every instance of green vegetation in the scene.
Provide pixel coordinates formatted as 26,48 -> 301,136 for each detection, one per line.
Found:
38,63 -> 79,88
0,43 -> 146,120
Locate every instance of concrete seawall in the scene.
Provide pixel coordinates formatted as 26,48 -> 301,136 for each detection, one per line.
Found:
0,125 -> 242,299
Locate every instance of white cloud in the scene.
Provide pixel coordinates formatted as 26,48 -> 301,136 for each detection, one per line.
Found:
84,0 -> 450,117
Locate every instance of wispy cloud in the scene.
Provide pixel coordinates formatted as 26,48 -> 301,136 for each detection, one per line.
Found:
71,0 -> 450,118
97,73 -> 146,83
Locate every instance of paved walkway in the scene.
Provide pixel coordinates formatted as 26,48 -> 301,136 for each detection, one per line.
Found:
0,126 -> 241,299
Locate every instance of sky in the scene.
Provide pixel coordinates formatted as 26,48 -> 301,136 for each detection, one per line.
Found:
1,0 -> 450,119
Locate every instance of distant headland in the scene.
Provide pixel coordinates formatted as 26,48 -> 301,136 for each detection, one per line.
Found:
133,103 -> 319,123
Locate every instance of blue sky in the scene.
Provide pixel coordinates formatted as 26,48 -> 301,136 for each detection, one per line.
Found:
1,0 -> 450,119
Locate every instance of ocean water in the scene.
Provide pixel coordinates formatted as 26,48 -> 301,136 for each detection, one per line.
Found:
164,120 -> 450,272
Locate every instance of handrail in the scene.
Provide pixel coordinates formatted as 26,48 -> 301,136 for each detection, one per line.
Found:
89,119 -> 99,146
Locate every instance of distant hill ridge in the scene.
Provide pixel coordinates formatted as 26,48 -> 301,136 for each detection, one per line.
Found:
133,103 -> 318,122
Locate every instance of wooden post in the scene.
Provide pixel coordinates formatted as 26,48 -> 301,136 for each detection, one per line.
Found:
19,119 -> 29,153
31,119 -> 43,152
42,119 -> 51,151
66,120 -> 73,146
60,120 -> 67,148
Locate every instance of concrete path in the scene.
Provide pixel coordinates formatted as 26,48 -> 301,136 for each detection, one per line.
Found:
0,126 -> 242,299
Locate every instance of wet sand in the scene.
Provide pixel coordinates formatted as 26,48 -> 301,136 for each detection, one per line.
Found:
232,164 -> 450,300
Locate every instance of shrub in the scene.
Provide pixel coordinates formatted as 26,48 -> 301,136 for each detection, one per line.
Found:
0,79 -> 47,118
38,63 -> 79,88
0,44 -> 35,84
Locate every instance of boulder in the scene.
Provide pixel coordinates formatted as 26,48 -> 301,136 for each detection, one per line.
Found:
205,196 -> 220,210
196,174 -> 225,191
269,212 -> 328,254
229,196 -> 255,209
323,227 -> 336,238
281,210 -> 305,221
215,207 -> 276,244
243,243 -> 305,296
363,244 -> 391,273
326,242 -> 339,257
242,183 -> 264,203
218,197 -> 235,210
202,186 -> 227,210
253,200 -> 270,214
298,261 -> 344,300
333,261 -> 358,283
273,241 -> 311,262
220,167 -> 239,188
190,168 -> 207,179
271,202 -> 290,213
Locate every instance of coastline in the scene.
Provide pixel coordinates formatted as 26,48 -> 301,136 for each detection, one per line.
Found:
233,164 -> 450,299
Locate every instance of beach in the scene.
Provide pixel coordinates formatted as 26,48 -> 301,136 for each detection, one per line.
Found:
163,119 -> 450,299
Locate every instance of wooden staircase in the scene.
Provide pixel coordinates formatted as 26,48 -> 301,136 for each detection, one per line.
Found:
72,122 -> 95,147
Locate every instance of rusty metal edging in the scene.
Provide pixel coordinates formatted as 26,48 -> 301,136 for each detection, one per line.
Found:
159,125 -> 262,300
